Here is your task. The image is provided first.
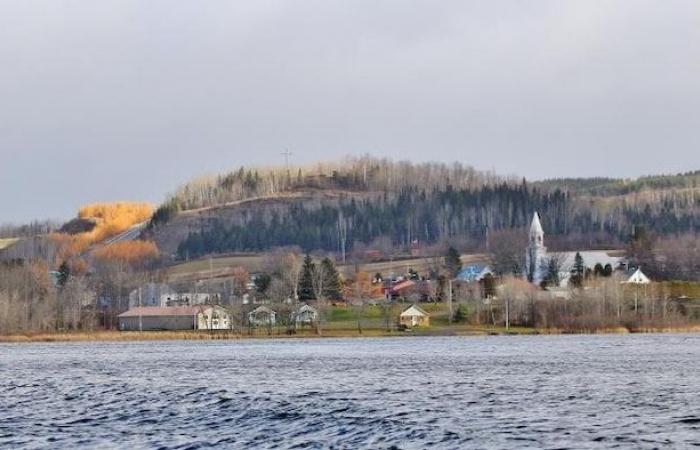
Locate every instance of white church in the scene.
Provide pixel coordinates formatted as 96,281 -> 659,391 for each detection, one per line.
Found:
524,212 -> 625,286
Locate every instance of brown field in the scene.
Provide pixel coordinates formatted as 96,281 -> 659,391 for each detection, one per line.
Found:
167,252 -> 490,282
0,238 -> 19,250
167,254 -> 268,282
2,324 -> 698,343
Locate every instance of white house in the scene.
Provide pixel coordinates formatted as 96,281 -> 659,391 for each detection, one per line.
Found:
625,268 -> 651,284
294,304 -> 319,326
249,305 -> 276,327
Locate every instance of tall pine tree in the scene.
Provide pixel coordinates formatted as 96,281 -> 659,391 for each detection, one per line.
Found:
298,254 -> 317,301
445,247 -> 462,278
320,257 -> 342,300
570,252 -> 585,287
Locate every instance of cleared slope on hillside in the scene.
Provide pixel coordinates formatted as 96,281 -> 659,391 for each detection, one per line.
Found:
147,189 -> 380,257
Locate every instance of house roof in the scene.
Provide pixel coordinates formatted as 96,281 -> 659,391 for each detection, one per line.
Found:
297,304 -> 318,314
561,251 -> 623,271
250,305 -> 276,315
391,279 -> 416,293
456,264 -> 492,281
625,268 -> 651,284
400,304 -> 429,317
118,306 -> 201,317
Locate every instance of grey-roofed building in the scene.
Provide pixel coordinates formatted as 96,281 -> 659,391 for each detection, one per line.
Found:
118,305 -> 230,331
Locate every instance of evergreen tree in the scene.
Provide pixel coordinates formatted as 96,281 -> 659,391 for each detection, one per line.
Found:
298,254 -> 317,301
254,273 -> 272,295
542,257 -> 561,288
603,263 -> 614,277
57,261 -> 70,288
570,252 -> 585,287
445,247 -> 462,278
320,257 -> 342,300
593,263 -> 604,277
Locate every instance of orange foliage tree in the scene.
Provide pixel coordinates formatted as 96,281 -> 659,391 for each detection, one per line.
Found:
92,240 -> 160,268
50,202 -> 154,261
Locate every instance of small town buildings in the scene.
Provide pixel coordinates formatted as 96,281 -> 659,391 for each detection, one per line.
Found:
384,279 -> 415,298
399,305 -> 430,328
249,305 -> 276,327
294,304 -> 319,326
128,283 -> 177,308
524,212 -> 625,287
162,292 -> 216,306
128,283 -> 219,308
118,305 -> 230,331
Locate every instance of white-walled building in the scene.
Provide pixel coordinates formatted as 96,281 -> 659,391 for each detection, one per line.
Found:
525,212 -> 547,284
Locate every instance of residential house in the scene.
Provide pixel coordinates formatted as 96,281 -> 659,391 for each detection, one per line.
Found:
249,305 -> 276,327
399,304 -> 430,328
624,268 -> 651,284
294,304 -> 319,327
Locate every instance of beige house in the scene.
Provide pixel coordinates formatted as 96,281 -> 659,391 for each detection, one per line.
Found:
399,305 -> 430,328
118,305 -> 230,331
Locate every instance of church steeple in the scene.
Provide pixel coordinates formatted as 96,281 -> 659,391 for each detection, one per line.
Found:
525,212 -> 547,284
529,212 -> 544,247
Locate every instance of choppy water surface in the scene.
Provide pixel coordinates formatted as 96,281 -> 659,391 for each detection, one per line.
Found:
1,335 -> 699,449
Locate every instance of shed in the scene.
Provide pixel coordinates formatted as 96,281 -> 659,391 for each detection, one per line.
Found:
399,304 -> 430,328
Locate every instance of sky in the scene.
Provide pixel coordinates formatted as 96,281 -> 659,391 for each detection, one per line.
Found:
1,0 -> 699,223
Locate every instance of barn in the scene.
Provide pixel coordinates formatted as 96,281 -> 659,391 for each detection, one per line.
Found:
118,306 -> 230,331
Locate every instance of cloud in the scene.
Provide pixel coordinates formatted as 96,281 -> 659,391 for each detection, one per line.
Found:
0,0 -> 698,222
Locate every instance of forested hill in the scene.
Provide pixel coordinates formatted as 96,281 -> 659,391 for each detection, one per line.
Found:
534,171 -> 700,196
144,157 -> 700,259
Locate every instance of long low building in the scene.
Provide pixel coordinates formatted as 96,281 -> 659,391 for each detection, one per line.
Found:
118,306 -> 230,331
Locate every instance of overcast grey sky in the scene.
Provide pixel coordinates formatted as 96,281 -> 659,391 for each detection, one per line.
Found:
1,1 -> 699,223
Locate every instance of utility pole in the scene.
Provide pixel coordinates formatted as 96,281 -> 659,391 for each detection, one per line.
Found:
138,287 -> 143,332
505,295 -> 510,330
448,279 -> 453,325
281,149 -> 293,170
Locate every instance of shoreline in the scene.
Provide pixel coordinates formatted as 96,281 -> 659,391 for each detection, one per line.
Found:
1,325 -> 699,344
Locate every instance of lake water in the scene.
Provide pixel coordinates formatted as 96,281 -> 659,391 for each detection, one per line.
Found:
1,335 -> 699,449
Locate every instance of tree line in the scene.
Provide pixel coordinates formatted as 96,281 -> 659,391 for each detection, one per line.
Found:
175,181 -> 698,259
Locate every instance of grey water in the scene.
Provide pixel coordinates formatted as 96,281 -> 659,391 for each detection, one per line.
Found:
0,335 -> 698,449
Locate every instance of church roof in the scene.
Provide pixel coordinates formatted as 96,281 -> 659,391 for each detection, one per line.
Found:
530,212 -> 544,236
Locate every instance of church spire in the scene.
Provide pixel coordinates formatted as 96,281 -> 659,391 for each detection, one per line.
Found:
529,212 -> 544,245
525,212 -> 547,284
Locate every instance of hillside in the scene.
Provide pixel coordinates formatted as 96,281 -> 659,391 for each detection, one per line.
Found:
143,157 -> 699,262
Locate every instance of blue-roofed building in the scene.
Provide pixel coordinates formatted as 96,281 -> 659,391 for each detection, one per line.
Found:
456,264 -> 493,282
